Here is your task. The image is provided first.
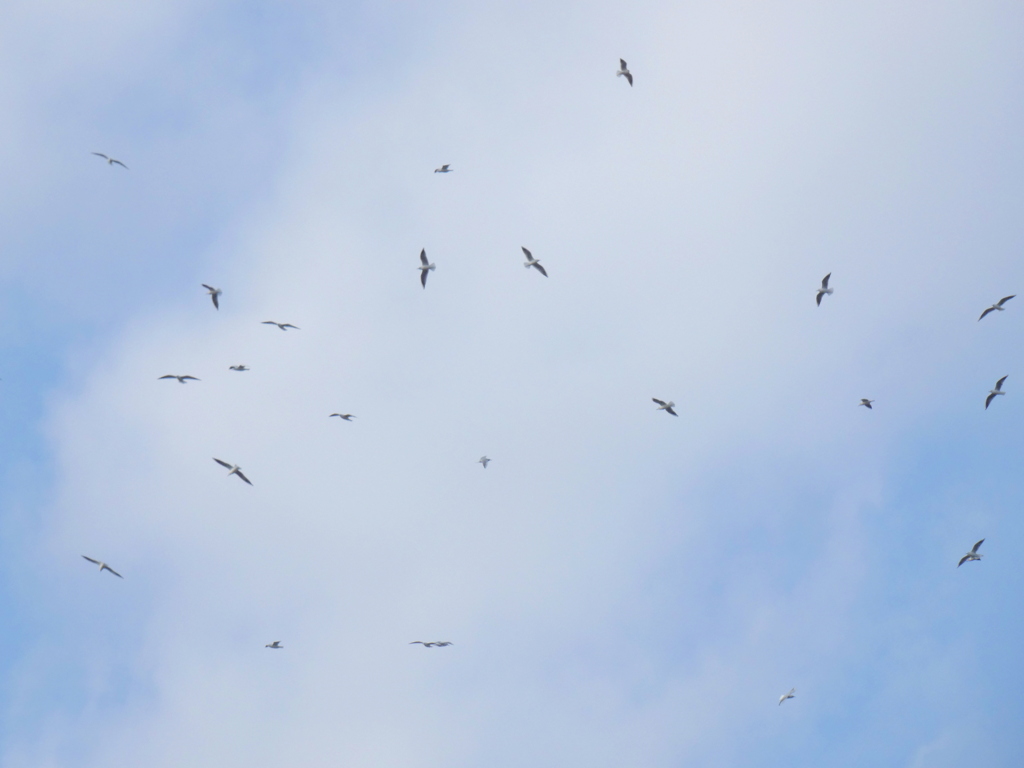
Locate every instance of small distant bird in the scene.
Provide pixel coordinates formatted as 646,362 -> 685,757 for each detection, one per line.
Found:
262,321 -> 299,331
779,688 -> 795,706
652,398 -> 678,416
158,375 -> 200,384
434,164 -> 452,173
265,641 -> 283,649
202,284 -> 222,310
859,399 -> 874,409
213,458 -> 253,485
617,59 -> 633,86
478,456 -> 490,468
81,555 -> 123,579
418,249 -> 436,288
958,539 -> 985,567
978,295 -> 1015,321
409,641 -> 453,647
91,152 -> 128,169
816,273 -> 833,306
985,376 -> 1007,409
229,365 -> 249,371
330,413 -> 355,421
521,247 -> 548,277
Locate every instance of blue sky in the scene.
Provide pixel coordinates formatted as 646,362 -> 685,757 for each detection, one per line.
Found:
1,1 -> 1023,766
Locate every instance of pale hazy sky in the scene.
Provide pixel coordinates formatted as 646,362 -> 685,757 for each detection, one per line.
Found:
1,1 -> 1023,767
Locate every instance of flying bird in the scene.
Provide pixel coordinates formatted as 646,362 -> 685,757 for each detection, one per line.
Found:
202,284 -> 222,310
958,539 -> 985,567
434,164 -> 452,173
229,365 -> 249,371
652,398 -> 678,416
330,413 -> 355,421
978,295 -> 1015,321
213,458 -> 253,485
81,555 -> 123,578
158,375 -> 200,384
478,456 -> 490,468
265,641 -> 283,649
409,641 -> 453,647
262,321 -> 299,331
91,152 -> 128,169
418,249 -> 436,288
985,376 -> 1007,409
617,59 -> 633,86
859,399 -> 874,409
779,688 -> 795,706
816,273 -> 833,306
521,247 -> 548,277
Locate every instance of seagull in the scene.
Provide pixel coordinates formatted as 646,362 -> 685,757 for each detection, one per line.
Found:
158,375 -> 200,384
985,376 -> 1007,409
816,273 -> 833,306
265,641 -> 283,649
262,321 -> 299,330
958,539 -> 985,567
202,284 -> 222,310
418,249 -> 436,288
859,399 -> 874,409
434,164 -> 452,173
617,59 -> 633,86
978,295 -> 1015,321
652,398 -> 678,416
521,246 -> 548,277
478,456 -> 490,468
409,641 -> 453,647
91,152 -> 128,169
213,458 -> 253,485
330,413 -> 355,421
778,688 -> 795,706
229,364 -> 250,371
81,555 -> 123,578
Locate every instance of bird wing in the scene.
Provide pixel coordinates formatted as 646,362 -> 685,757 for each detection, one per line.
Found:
282,324 -> 299,329
202,284 -> 215,291
821,273 -> 831,289
521,246 -> 532,259
998,295 -> 1016,306
441,165 -> 449,171
211,293 -> 219,309
111,160 -> 128,169
102,565 -> 123,578
235,470 -> 253,485
979,307 -> 995,321
985,393 -> 996,409
330,413 -> 340,417
213,458 -> 232,469
625,72 -> 633,86
182,376 -> 199,381
957,554 -> 969,567
261,321 -> 277,325
92,152 -> 109,160
158,375 -> 175,379
972,539 -> 985,553
409,641 -> 425,645
816,291 -> 823,306
421,269 -> 428,288
420,249 -> 429,266
996,375 -> 1008,390
665,406 -> 678,416
652,398 -> 666,406
82,555 -> 100,565
864,402 -> 872,409
620,58 -> 628,70
533,262 -> 548,277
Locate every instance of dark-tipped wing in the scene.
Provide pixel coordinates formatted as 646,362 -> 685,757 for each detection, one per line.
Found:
234,470 -> 253,486
972,539 -> 985,553
979,307 -> 995,321
409,641 -> 426,645
625,72 -> 633,86
957,554 -> 969,567
111,159 -> 128,169
816,291 -> 824,306
261,321 -> 277,325
211,293 -> 219,309
181,376 -> 200,381
421,268 -> 429,288
420,249 -> 429,266
652,398 -> 666,406
821,273 -> 831,289
91,152 -> 108,159
985,393 -> 997,409
521,246 -> 532,259
998,295 -> 1015,307
532,262 -> 548,277
82,555 -> 100,565
281,324 -> 299,330
665,406 -> 678,416
995,375 -> 1008,390
158,375 -> 176,380
103,565 -> 123,578
213,458 -> 232,469
620,58 -> 627,70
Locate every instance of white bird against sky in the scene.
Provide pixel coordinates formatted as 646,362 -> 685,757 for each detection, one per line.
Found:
616,58 -> 633,86
521,246 -> 548,277
229,365 -> 249,371
213,458 -> 253,485
478,456 -> 490,468
202,284 -> 222,310
330,413 -> 355,421
779,688 -> 795,705
816,273 -> 833,306
158,375 -> 199,384
409,641 -> 453,647
434,164 -> 452,173
859,398 -> 874,409
265,641 -> 283,649
978,295 -> 1014,321
91,152 -> 128,169
81,555 -> 123,579
652,398 -> 678,416
418,249 -> 435,288
958,539 -> 985,567
985,376 -> 1007,409
262,321 -> 299,331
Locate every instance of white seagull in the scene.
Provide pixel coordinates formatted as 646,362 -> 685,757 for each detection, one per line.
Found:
330,413 -> 355,421
859,399 -> 874,409
409,641 -> 453,647
652,398 -> 678,416
213,458 -> 253,485
265,641 -> 283,649
779,688 -> 795,706
158,375 -> 200,384
202,284 -> 222,310
978,295 -> 1015,321
418,249 -> 435,288
434,164 -> 452,173
958,539 -> 985,567
478,456 -> 490,468
91,152 -> 128,169
82,555 -> 123,578
521,246 -> 548,277
816,273 -> 833,306
985,376 -> 1007,409
617,59 -> 633,86
262,321 -> 300,330
229,364 -> 249,371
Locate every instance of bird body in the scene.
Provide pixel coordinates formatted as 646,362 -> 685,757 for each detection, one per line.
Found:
159,375 -> 200,384
958,539 -> 985,567
779,688 -> 795,705
985,376 -> 1007,409
262,321 -> 299,331
418,249 -> 436,288
434,164 -> 452,173
202,284 -> 222,310
92,152 -> 128,169
82,555 -> 123,578
979,295 -> 1015,321
521,246 -> 548,277
859,399 -> 874,409
265,641 -> 283,649
816,273 -> 833,306
229,365 -> 249,371
213,458 -> 253,485
409,641 -> 453,647
478,456 -> 490,468
617,59 -> 633,86
652,398 -> 678,416
330,413 -> 355,421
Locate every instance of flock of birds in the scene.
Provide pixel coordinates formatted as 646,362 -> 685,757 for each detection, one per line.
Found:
72,60 -> 1007,710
